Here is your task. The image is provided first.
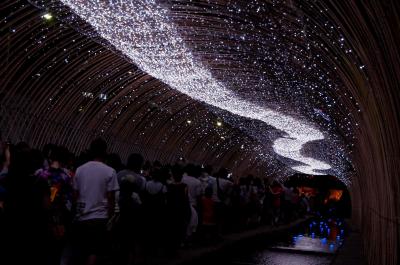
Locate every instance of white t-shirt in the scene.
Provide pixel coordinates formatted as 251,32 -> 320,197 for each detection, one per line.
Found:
182,175 -> 202,207
73,161 -> 119,221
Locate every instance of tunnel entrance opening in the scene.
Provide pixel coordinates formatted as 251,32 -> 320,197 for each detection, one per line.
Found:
283,174 -> 352,220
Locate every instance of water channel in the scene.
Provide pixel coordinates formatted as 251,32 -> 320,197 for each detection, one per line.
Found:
194,217 -> 346,265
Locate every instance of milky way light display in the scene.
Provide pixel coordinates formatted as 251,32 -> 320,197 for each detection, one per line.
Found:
56,0 -> 336,176
20,0 -> 363,184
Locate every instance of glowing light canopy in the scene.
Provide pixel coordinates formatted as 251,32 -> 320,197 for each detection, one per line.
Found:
60,0 -> 331,175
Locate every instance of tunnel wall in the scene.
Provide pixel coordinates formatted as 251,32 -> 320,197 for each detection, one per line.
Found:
328,1 -> 400,264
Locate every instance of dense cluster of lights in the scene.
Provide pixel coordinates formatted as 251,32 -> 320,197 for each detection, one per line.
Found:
17,0 -> 366,185
58,0 -> 334,176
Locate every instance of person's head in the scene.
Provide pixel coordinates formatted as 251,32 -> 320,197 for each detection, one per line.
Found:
89,138 -> 107,160
49,146 -> 62,161
153,160 -> 162,169
272,180 -> 280,187
239,177 -> 247,186
31,149 -> 45,169
246,174 -> 255,184
263,178 -> 270,186
142,161 -> 152,178
42,143 -> 56,159
151,167 -> 169,183
204,165 -> 213,176
254,177 -> 262,187
127,153 -> 144,173
76,151 -> 90,167
15,141 -> 30,153
176,157 -> 186,167
64,150 -> 76,170
201,167 -> 209,178
162,165 -> 172,181
192,165 -> 202,179
9,149 -> 41,178
184,163 -> 196,176
171,164 -> 183,183
47,146 -> 66,167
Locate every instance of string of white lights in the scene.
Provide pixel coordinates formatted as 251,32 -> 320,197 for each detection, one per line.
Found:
60,0 -> 331,175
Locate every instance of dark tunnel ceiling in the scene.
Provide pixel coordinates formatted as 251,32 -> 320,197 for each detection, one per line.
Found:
0,0 -> 365,182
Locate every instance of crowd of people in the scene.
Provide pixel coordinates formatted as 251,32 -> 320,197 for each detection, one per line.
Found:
0,138 -> 314,265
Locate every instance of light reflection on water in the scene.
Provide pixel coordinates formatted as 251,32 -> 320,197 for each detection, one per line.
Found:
228,218 -> 345,265
276,218 -> 345,254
